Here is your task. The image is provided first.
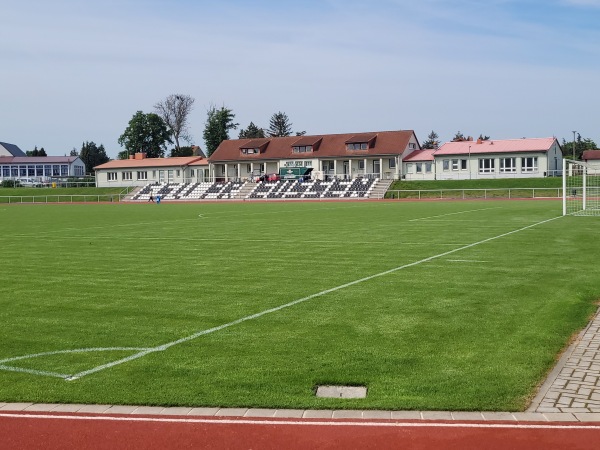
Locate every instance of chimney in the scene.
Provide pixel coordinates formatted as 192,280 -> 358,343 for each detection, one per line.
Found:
477,138 -> 483,144
134,152 -> 147,160
129,155 -> 134,160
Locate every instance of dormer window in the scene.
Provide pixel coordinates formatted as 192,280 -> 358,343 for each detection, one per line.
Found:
345,133 -> 376,151
241,148 -> 259,154
292,145 -> 313,153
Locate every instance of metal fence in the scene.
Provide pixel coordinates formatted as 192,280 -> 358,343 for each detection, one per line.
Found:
0,194 -> 128,204
386,188 -> 563,200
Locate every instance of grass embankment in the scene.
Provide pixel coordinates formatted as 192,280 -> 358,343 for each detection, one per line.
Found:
0,201 -> 597,411
387,178 -> 563,199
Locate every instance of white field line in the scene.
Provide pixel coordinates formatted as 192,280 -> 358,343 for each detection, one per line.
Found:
1,412 -> 599,430
446,259 -> 490,263
409,207 -> 502,222
1,215 -> 561,381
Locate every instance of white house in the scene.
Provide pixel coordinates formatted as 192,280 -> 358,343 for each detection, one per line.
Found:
94,153 -> 210,188
429,137 -> 563,180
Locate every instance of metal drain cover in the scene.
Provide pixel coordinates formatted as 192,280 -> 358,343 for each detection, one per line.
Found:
315,385 -> 367,398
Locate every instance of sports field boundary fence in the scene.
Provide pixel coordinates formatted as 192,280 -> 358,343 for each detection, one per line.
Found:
386,187 -> 562,200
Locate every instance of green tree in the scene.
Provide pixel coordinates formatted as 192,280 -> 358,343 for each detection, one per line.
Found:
422,130 -> 440,149
477,134 -> 490,141
203,105 -> 238,157
170,146 -> 194,157
70,148 -> 79,156
452,131 -> 466,142
26,146 -> 46,156
267,111 -> 293,137
562,133 -> 597,160
118,111 -> 172,159
239,122 -> 265,139
79,141 -> 110,173
154,94 -> 195,153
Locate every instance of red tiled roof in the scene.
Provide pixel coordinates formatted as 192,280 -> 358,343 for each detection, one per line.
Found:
240,139 -> 270,149
435,138 -> 558,156
402,149 -> 436,162
582,150 -> 600,161
292,136 -> 323,147
94,156 -> 206,170
209,130 -> 416,162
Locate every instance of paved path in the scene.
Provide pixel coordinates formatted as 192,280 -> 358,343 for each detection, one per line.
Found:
530,308 -> 600,414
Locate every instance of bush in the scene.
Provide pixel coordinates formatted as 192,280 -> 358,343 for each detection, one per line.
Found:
1,180 -> 19,188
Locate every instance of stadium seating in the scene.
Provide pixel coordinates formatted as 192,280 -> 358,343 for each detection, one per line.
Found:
131,178 -> 379,202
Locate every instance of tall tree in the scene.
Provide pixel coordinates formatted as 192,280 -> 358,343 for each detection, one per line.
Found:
70,148 -> 79,156
79,141 -> 109,173
239,122 -> 265,139
452,131 -> 466,142
267,111 -> 293,137
26,146 -> 46,156
422,130 -> 440,149
154,94 -> 195,153
477,134 -> 490,141
170,146 -> 194,157
118,111 -> 172,159
562,133 -> 597,160
203,105 -> 238,156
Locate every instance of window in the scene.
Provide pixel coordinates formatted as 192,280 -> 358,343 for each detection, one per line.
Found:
122,171 -> 133,180
522,157 -> 538,173
176,170 -> 180,177
241,148 -> 259,154
2,167 -> 8,177
44,165 -> 52,177
358,160 -> 365,169
389,158 -> 396,169
443,160 -> 450,171
452,159 -> 459,171
53,165 -> 60,176
36,165 -> 44,176
152,171 -> 156,178
461,159 -> 467,170
416,163 -> 423,173
409,143 -> 417,149
347,143 -> 368,150
11,167 -> 18,177
28,166 -> 35,176
20,166 -> 27,176
246,164 -> 251,173
479,158 -> 495,173
406,163 -> 413,174
425,162 -> 432,173
74,165 -> 84,176
61,165 -> 68,176
137,171 -> 148,180
107,172 -> 117,181
500,157 -> 516,173
190,169 -> 195,177
292,145 -> 312,153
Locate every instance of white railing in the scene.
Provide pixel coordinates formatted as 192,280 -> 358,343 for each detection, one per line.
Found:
0,194 -> 127,204
386,188 -> 562,200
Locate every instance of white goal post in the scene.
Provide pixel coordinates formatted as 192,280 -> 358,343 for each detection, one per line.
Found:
563,158 -> 600,216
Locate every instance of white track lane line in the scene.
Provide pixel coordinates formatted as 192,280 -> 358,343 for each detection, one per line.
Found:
0,412 -> 599,429
409,207 -> 501,221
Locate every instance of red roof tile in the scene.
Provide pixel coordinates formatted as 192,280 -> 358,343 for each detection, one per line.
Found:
435,138 -> 559,156
402,149 -> 436,162
209,130 -> 416,162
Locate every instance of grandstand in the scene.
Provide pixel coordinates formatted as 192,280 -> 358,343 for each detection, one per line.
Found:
130,177 -> 388,201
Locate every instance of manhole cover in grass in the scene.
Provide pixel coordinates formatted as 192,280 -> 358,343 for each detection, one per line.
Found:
315,385 -> 367,398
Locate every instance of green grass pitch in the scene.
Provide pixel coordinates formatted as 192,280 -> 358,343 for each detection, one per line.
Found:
0,199 -> 598,411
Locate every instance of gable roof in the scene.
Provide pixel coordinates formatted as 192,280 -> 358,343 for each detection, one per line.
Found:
435,137 -> 559,156
0,156 -> 81,164
94,156 -> 207,170
582,150 -> 600,161
0,142 -> 26,157
210,130 -> 417,162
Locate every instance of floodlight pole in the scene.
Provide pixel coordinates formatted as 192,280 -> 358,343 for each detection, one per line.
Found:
572,131 -> 576,159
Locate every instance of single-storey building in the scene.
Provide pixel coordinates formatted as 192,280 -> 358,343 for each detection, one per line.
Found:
582,150 -> 600,174
428,137 -> 563,180
94,153 -> 210,188
208,130 -> 421,181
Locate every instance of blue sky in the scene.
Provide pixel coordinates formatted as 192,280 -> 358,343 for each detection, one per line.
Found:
1,0 -> 599,158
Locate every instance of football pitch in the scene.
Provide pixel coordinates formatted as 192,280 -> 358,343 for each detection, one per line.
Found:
1,199 -> 598,411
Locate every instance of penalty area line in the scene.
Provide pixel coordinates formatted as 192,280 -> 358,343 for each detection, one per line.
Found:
64,215 -> 561,381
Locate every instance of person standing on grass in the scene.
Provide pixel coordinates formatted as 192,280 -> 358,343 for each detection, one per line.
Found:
156,194 -> 161,204
148,194 -> 154,203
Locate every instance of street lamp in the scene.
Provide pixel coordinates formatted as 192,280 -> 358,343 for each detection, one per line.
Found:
572,130 -> 577,160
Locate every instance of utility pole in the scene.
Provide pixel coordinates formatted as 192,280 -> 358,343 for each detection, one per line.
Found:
572,130 -> 576,159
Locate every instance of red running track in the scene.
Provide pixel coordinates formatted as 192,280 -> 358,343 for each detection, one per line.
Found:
2,412 -> 600,450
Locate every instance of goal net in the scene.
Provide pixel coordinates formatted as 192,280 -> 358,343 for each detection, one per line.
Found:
563,159 -> 600,216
